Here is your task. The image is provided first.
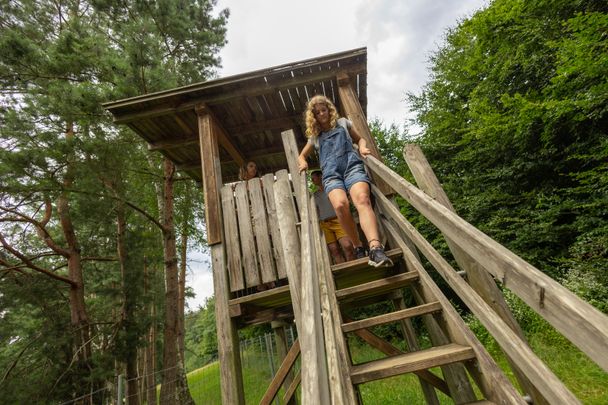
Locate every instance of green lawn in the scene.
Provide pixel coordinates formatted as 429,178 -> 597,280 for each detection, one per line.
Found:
186,333 -> 608,404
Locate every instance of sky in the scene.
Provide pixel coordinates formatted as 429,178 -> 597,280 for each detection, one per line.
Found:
186,0 -> 488,310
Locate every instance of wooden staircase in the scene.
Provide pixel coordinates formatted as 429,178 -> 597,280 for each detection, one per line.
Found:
326,247 -> 524,404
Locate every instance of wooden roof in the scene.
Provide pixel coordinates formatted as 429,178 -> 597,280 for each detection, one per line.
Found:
103,47 -> 368,182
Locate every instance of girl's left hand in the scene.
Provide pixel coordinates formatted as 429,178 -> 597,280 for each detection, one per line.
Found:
359,146 -> 372,158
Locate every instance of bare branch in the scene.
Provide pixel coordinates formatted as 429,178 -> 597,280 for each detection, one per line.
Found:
0,232 -> 75,286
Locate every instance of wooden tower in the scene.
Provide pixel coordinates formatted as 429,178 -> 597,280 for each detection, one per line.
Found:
104,48 -> 608,404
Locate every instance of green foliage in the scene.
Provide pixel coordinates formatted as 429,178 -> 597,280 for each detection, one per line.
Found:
0,0 -> 227,401
408,0 -> 608,304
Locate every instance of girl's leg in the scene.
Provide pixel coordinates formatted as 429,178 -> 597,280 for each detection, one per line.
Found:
348,182 -> 381,249
327,188 -> 363,248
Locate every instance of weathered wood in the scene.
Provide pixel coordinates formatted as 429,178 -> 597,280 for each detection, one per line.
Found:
210,244 -> 245,404
335,272 -> 419,302
403,144 -> 549,405
342,302 -> 442,333
336,72 -> 392,195
378,200 -> 581,404
196,106 -> 222,245
259,339 -> 300,405
229,285 -> 291,306
378,215 -> 535,405
350,344 -> 475,385
366,154 -> 608,373
297,169 -> 330,405
283,371 -> 301,404
221,185 -> 244,292
272,322 -> 296,405
390,296 -> 442,405
262,173 -> 287,279
312,193 -> 357,405
273,170 -> 302,322
248,178 -> 276,284
280,129 -> 304,210
234,181 -> 260,287
345,322 -> 450,396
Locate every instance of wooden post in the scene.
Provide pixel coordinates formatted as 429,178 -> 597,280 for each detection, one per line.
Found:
404,144 -> 549,405
196,104 -> 222,245
336,71 -> 392,195
197,104 -> 245,404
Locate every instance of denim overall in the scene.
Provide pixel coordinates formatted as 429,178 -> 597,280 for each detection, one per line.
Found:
318,119 -> 369,193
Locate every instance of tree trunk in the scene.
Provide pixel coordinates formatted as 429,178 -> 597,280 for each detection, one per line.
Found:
178,219 -> 188,361
58,123 -> 93,402
116,199 -> 140,405
158,158 -> 195,405
144,258 -> 158,405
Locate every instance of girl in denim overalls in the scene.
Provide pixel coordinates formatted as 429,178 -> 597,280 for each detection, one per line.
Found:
297,95 -> 392,267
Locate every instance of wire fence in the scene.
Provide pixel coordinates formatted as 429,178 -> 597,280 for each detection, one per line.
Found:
56,324 -> 298,405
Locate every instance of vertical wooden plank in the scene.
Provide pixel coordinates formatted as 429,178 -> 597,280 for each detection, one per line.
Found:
234,182 -> 260,287
210,244 -> 245,405
298,172 -> 330,405
312,194 -> 357,405
262,173 -> 287,279
274,170 -> 302,320
280,129 -> 304,210
336,72 -> 392,195
221,185 -> 244,292
248,178 -> 276,284
198,104 -> 245,404
196,105 -> 222,245
404,144 -> 549,405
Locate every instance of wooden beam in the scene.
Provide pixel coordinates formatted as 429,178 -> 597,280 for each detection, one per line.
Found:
312,193 -> 357,404
210,244 -> 245,404
379,218 -> 526,404
377,197 -> 579,404
197,105 -> 223,245
111,66 -> 365,124
366,155 -> 608,373
403,144 -> 550,405
259,339 -> 300,405
336,71 -> 392,195
148,137 -> 198,152
283,371 -> 301,404
298,159 -> 331,404
348,324 -> 450,395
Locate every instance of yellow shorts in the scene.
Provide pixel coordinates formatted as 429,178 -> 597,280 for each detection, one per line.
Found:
320,218 -> 347,244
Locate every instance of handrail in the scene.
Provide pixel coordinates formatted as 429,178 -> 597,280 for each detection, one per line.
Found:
364,155 -> 608,372
280,129 -> 330,404
375,187 -> 580,404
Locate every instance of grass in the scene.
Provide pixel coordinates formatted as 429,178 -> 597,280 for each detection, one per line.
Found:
185,332 -> 608,404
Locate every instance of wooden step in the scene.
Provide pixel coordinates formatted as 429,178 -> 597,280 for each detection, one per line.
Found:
342,301 -> 442,333
335,271 -> 419,303
465,401 -> 495,405
332,248 -> 403,290
350,343 -> 475,385
331,248 -> 403,273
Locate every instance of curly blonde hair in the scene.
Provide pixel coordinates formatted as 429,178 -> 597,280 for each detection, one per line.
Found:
304,95 -> 339,138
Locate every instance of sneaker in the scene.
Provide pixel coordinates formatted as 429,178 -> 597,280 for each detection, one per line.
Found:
368,246 -> 393,268
354,246 -> 367,260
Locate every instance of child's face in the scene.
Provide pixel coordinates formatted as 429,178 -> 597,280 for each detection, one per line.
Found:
312,104 -> 330,126
246,161 -> 257,177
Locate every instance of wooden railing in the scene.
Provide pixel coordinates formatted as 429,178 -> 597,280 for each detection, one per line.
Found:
363,152 -> 608,403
